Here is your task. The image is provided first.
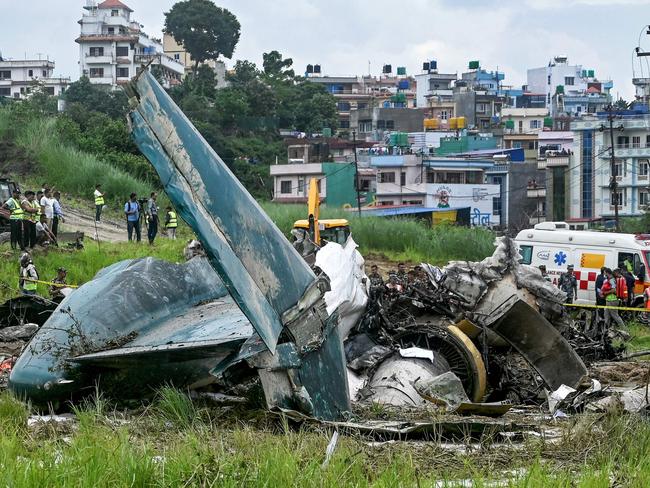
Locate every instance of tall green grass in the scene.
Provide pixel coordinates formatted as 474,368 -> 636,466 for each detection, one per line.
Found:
12,115 -> 151,205
2,389 -> 650,486
262,202 -> 496,264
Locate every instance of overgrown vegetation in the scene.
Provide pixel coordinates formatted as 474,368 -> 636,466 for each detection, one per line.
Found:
262,202 -> 496,264
2,387 -> 650,486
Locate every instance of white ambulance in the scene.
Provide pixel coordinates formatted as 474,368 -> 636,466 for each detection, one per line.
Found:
514,221 -> 650,304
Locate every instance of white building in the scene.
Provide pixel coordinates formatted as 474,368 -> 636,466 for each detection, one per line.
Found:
570,113 -> 650,224
527,56 -> 612,116
370,154 -> 501,227
414,71 -> 457,109
0,58 -> 70,99
76,0 -> 184,89
162,33 -> 227,87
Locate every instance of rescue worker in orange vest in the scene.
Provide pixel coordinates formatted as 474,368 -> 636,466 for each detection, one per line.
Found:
614,268 -> 628,304
602,268 -> 625,328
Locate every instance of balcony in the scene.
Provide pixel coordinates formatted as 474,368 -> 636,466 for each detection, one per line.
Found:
598,144 -> 650,158
527,187 -> 546,198
538,155 -> 570,169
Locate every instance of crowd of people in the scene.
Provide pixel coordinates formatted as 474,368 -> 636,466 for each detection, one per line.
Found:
2,186 -> 63,252
541,262 -> 645,328
121,191 -> 178,244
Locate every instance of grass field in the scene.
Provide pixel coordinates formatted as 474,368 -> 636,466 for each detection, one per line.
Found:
261,202 -> 496,264
1,387 -> 650,487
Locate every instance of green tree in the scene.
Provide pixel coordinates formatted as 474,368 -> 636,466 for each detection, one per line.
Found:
164,0 -> 240,73
64,77 -> 128,118
263,50 -> 295,83
614,98 -> 629,110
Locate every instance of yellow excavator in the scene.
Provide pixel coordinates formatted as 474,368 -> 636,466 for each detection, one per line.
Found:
292,178 -> 351,246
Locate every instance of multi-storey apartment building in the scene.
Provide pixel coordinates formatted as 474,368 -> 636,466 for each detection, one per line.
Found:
76,0 -> 184,89
0,58 -> 69,99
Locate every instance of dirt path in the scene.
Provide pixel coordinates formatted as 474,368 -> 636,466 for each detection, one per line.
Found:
62,207 -> 127,243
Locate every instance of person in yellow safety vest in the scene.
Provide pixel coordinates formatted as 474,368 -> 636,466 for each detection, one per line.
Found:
22,191 -> 41,250
2,188 -> 25,251
19,253 -> 39,296
165,206 -> 178,240
94,184 -> 105,222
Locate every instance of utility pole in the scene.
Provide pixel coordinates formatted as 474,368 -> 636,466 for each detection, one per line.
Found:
602,105 -> 624,232
352,130 -> 362,216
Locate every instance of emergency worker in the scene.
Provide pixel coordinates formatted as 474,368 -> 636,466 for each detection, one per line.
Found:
19,253 -> 38,295
2,188 -> 25,251
558,264 -> 578,304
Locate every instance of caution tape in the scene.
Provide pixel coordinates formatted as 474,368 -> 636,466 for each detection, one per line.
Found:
563,302 -> 648,313
21,278 -> 79,289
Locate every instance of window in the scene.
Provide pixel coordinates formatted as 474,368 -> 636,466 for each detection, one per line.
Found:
111,9 -> 119,16
297,178 -> 305,195
440,110 -> 448,120
174,53 -> 180,60
547,75 -> 551,85
519,245 -> 532,264
28,69 -> 33,77
339,120 -> 350,129
42,70 -> 47,77
89,68 -> 104,78
44,87 -> 54,95
646,135 -> 650,147
0,70 -> 10,80
402,200 -> 422,205
0,87 -> 10,96
400,172 -> 406,186
512,142 -> 522,149
117,67 -> 129,78
337,101 -> 351,111
116,46 -> 129,57
640,190 -> 650,207
611,189 -> 626,207
107,27 -> 115,34
476,103 -> 487,113
528,141 -> 538,150
280,181 -> 292,194
633,136 -> 641,148
617,136 -> 630,148
89,47 -> 104,57
518,120 -> 523,133
640,159 -> 649,177
564,76 -> 574,86
357,102 -> 368,109
377,120 -> 385,129
386,120 -> 394,130
378,172 -> 395,183
493,196 -> 502,217
359,120 -> 372,133
530,120 -> 540,129
613,159 -> 623,177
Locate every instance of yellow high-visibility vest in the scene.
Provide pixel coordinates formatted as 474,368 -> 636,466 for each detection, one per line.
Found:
7,198 -> 24,220
27,200 -> 40,223
166,211 -> 178,228
94,192 -> 105,206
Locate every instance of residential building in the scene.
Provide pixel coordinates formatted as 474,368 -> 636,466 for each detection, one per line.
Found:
370,154 -> 501,227
350,107 -> 428,141
436,133 -> 498,156
77,0 -> 184,89
504,133 -> 539,161
270,162 -> 375,207
285,137 -> 374,164
502,108 -> 549,135
305,72 -> 416,130
453,87 -> 506,131
0,58 -> 69,99
527,56 -> 613,116
415,70 -> 457,109
162,33 -> 227,86
570,110 -> 650,225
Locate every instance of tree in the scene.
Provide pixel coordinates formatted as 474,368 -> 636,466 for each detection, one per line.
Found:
164,0 -> 240,73
614,98 -> 629,110
263,50 -> 295,83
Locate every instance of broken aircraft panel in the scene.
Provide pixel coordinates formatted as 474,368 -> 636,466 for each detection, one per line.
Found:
9,257 -> 252,405
125,71 -> 315,353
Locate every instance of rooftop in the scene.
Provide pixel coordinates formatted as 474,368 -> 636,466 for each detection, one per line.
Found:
97,0 -> 133,12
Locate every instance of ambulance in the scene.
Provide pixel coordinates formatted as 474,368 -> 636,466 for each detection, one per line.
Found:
514,221 -> 650,305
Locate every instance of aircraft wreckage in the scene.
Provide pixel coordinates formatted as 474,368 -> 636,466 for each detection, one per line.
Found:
8,72 -> 591,420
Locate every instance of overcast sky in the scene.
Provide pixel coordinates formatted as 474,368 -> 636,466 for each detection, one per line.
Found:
2,0 -> 649,100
